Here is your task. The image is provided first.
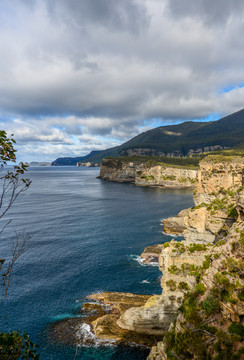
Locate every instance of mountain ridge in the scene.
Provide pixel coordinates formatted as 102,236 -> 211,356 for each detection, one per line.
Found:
52,108 -> 244,165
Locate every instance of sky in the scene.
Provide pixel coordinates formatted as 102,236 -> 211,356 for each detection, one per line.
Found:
1,0 -> 244,162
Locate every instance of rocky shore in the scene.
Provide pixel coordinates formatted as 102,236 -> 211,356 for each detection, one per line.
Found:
49,292 -> 162,347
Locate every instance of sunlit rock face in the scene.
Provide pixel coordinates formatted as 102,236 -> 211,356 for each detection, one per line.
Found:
99,158 -> 197,187
147,156 -> 244,359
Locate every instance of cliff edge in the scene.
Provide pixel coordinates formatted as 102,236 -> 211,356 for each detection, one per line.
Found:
99,157 -> 197,188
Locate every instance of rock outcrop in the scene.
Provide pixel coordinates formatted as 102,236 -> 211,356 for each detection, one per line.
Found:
140,244 -> 164,264
162,208 -> 190,236
99,158 -> 197,188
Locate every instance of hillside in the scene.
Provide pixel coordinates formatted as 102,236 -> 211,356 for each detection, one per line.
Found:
52,108 -> 244,165
51,150 -> 104,166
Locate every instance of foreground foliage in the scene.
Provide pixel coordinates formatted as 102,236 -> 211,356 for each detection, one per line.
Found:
0,131 -> 39,358
0,331 -> 39,359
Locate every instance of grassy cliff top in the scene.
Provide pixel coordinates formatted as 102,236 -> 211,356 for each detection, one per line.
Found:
103,156 -> 199,169
201,153 -> 244,164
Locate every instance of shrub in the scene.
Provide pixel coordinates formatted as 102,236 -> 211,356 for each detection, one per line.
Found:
194,283 -> 206,296
215,239 -> 226,247
240,231 -> 244,247
202,255 -> 211,269
188,243 -> 207,253
166,280 -> 177,291
237,288 -> 244,301
0,331 -> 39,359
161,175 -> 176,181
163,242 -> 170,248
228,323 -> 244,339
201,294 -> 220,315
178,282 -> 190,293
168,265 -> 180,275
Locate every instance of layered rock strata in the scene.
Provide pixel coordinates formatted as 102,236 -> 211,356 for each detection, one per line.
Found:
146,156 -> 244,359
99,158 -> 197,188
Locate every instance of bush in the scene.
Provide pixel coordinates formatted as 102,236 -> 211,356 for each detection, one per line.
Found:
163,242 -> 170,248
188,243 -> 207,253
215,239 -> 226,247
178,282 -> 190,293
201,294 -> 220,315
194,283 -> 206,296
0,331 -> 39,359
228,323 -> 244,339
202,255 -> 211,269
166,280 -> 177,291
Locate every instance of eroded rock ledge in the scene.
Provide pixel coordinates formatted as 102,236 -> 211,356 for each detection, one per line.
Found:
49,292 -> 162,347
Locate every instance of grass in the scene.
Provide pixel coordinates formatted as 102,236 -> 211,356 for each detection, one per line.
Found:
104,156 -> 199,169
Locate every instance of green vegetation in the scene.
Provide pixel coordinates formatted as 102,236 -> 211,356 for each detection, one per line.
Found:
178,282 -> 190,293
201,293 -> 220,315
188,243 -> 207,253
161,175 -> 176,181
202,255 -> 211,269
178,177 -> 188,183
0,131 -> 39,358
163,242 -> 170,248
215,239 -> 226,246
228,323 -> 244,339
237,288 -> 244,301
0,331 -> 39,359
53,109 -> 244,165
104,155 -> 199,169
166,280 -> 177,291
140,174 -> 155,181
194,283 -> 206,295
240,231 -> 244,247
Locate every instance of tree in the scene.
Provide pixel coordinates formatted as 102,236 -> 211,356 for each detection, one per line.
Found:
0,130 -> 31,298
0,131 -> 39,359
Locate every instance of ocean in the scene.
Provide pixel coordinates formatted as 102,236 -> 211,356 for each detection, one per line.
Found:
0,166 -> 194,359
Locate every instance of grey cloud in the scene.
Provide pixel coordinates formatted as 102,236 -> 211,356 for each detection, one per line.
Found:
167,0 -> 244,25
25,0 -> 150,34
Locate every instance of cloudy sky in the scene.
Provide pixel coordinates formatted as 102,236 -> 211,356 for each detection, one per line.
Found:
1,0 -> 244,162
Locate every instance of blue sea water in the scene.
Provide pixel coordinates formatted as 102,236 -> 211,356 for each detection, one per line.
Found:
0,167 -> 194,359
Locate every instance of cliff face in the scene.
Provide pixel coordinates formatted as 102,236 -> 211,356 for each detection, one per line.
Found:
99,158 -> 197,188
146,156 -> 244,360
106,156 -> 244,359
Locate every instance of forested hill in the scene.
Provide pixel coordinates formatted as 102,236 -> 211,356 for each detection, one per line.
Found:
52,108 -> 244,165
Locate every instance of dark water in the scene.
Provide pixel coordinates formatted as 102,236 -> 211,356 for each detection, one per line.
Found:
0,167 -> 194,359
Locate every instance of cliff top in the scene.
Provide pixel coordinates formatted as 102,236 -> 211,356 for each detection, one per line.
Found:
201,154 -> 244,164
103,155 -> 199,169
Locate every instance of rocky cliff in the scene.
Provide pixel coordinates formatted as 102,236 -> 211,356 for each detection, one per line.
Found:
147,155 -> 244,359
100,155 -> 244,359
99,158 -> 197,188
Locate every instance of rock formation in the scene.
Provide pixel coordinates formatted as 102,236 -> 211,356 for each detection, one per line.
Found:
99,158 -> 197,188
162,208 -> 190,236
146,156 -> 244,359
99,155 -> 244,359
